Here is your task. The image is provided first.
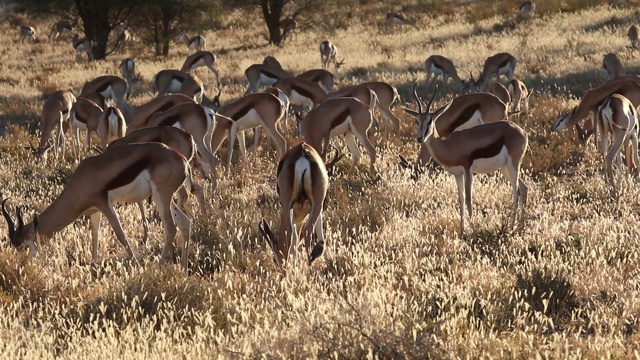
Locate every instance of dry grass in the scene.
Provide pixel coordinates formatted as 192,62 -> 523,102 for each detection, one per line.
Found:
1,2 -> 640,358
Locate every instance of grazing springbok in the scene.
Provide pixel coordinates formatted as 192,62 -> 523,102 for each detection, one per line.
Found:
472,53 -> 518,90
180,51 -> 220,85
603,53 -> 625,80
49,20 -> 72,42
405,84 -> 528,232
210,92 -> 287,175
107,127 -> 208,240
273,77 -> 328,109
80,75 -> 133,121
34,89 -> 76,160
319,40 -> 345,74
258,142 -> 334,267
424,55 -> 465,90
518,1 -> 536,19
552,80 -> 640,142
244,56 -> 292,95
145,103 -> 218,184
128,94 -> 196,133
385,12 -> 416,27
73,36 -> 94,61
151,70 -> 204,103
70,97 -> 127,154
2,143 -> 193,272
487,82 -> 511,106
595,94 -> 640,196
507,79 -> 532,116
176,32 -> 205,53
361,81 -> 402,133
628,25 -> 639,49
296,69 -> 335,92
298,97 -> 377,176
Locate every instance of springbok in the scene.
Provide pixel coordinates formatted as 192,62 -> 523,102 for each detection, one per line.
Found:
2,143 -> 193,272
405,84 -> 528,232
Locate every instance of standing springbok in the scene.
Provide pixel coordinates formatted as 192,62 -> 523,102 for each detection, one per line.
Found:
145,103 -> 218,184
507,79 -> 532,115
119,58 -> 142,98
80,75 -> 132,120
595,94 -> 640,195
49,20 -> 73,42
405,84 -> 528,232
2,143 -> 193,272
176,32 -> 205,53
258,142 -> 331,267
180,51 -> 220,85
424,55 -> 466,90
403,91 -> 509,167
628,25 -> 640,49
361,81 -> 402,133
299,97 -> 376,176
151,70 -> 204,103
518,1 -> 536,20
73,36 -> 94,61
70,98 -> 126,154
319,40 -> 345,74
603,53 -> 625,80
244,56 -> 292,95
34,90 -> 76,160
210,92 -> 287,175
472,53 -> 518,90
19,25 -> 36,43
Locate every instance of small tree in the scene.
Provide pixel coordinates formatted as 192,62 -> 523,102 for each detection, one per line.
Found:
129,0 -> 219,57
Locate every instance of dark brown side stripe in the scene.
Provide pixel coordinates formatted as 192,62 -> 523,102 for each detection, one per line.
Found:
329,108 -> 351,129
105,158 -> 152,190
157,114 -> 181,127
470,136 -> 505,160
447,103 -> 481,134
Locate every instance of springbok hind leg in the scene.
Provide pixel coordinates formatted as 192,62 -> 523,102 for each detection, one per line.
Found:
170,201 -> 191,272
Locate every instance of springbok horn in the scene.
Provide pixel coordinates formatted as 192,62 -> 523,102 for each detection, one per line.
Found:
2,198 -> 15,241
426,85 -> 439,112
412,83 -> 423,114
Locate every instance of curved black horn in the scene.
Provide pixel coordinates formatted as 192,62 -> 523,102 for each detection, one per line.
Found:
2,198 -> 15,241
412,83 -> 423,114
426,85 -> 439,112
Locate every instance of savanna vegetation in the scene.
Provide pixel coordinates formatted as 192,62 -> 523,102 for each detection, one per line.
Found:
1,0 -> 640,358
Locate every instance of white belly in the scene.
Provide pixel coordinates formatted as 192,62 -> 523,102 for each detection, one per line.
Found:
259,74 -> 278,86
442,147 -> 509,176
429,64 -> 444,76
453,110 -> 483,131
108,170 -> 152,203
167,79 -> 183,93
498,64 -> 511,76
72,116 -> 88,130
329,116 -> 352,137
289,90 -> 314,108
235,109 -> 262,131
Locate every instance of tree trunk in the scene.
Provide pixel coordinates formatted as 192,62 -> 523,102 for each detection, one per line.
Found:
76,0 -> 110,60
261,0 -> 284,46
